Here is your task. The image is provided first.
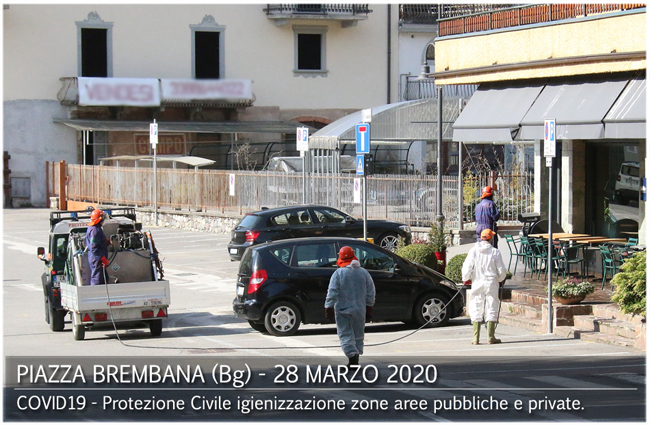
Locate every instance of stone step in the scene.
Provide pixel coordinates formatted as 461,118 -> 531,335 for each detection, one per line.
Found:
573,315 -> 638,339
591,304 -> 645,324
510,290 -> 547,306
501,301 -> 542,320
576,330 -> 636,348
498,313 -> 545,333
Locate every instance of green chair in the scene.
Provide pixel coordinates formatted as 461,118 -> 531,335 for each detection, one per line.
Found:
599,245 -> 623,290
533,239 -> 563,281
558,242 -> 586,279
505,234 -> 526,274
519,237 -> 537,278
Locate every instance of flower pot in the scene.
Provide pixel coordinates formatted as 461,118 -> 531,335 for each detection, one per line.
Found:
435,251 -> 446,275
553,295 -> 586,305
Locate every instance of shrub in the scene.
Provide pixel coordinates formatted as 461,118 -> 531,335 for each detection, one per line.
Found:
611,251 -> 646,317
547,277 -> 595,298
446,253 -> 468,283
428,218 -> 448,252
395,244 -> 438,271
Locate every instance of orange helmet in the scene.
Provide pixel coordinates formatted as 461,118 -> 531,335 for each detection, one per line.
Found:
89,209 -> 105,226
480,186 -> 493,199
337,246 -> 358,267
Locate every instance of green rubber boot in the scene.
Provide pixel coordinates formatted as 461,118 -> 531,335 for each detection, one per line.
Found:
487,321 -> 501,344
472,321 -> 481,345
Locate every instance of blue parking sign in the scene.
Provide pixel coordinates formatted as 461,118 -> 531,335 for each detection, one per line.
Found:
356,123 -> 370,154
356,155 -> 364,175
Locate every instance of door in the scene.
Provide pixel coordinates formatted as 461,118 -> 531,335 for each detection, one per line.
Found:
311,207 -> 359,238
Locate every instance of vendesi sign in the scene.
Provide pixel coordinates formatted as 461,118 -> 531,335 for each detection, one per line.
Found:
161,79 -> 253,101
78,77 -> 160,106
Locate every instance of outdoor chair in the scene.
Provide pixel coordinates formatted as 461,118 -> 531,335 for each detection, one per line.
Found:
505,234 -> 527,274
533,239 -> 563,281
519,236 -> 537,278
558,242 -> 586,280
599,245 -> 623,290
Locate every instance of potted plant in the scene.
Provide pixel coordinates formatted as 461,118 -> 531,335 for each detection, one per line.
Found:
547,277 -> 595,305
428,218 -> 448,274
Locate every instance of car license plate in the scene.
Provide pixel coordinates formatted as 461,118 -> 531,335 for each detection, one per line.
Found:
230,248 -> 238,254
237,285 -> 244,296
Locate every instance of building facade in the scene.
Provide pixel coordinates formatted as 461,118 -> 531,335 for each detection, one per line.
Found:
432,4 -> 646,243
3,4 -> 400,206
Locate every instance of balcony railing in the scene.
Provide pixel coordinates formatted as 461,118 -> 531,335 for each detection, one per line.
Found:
264,4 -> 371,16
439,4 -> 646,36
399,4 -> 520,25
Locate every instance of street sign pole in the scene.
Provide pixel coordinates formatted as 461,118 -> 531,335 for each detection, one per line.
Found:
150,119 -> 158,226
544,119 -> 556,334
356,123 -> 370,242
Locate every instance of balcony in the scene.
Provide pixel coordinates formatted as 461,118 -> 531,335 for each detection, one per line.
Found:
263,4 -> 372,28
402,76 -> 477,101
439,3 -> 646,36
399,4 -> 520,26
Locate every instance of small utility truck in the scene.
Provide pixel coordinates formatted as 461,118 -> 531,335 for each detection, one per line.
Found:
38,208 -> 170,340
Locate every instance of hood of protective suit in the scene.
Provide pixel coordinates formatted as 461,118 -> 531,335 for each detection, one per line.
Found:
476,241 -> 493,252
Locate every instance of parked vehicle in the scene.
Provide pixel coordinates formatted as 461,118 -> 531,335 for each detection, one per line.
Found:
38,208 -> 169,340
614,161 -> 640,205
227,205 -> 412,261
232,237 -> 464,336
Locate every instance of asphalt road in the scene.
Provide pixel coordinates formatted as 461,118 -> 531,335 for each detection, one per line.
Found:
3,208 -> 646,421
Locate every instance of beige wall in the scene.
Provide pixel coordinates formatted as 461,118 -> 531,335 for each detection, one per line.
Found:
434,11 -> 646,84
3,4 -> 399,109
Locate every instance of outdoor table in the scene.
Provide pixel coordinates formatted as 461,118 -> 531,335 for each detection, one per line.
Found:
558,236 -> 603,242
578,238 -> 627,245
529,233 -> 589,240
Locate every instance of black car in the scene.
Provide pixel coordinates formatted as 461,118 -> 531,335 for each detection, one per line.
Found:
227,205 -> 411,261
232,237 -> 464,336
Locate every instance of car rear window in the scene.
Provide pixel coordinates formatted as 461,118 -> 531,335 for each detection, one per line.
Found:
237,214 -> 261,229
239,249 -> 260,275
621,165 -> 639,178
270,247 -> 293,265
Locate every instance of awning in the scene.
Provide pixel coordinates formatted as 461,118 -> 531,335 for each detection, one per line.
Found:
453,84 -> 544,142
53,119 -> 310,134
518,77 -> 630,140
99,155 -> 215,168
604,76 -> 646,139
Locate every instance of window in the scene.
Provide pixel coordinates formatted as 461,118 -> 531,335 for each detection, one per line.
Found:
295,243 -> 337,268
191,16 -> 225,79
313,208 -> 346,224
271,210 -> 311,227
270,247 -> 293,265
293,25 -> 327,76
350,245 -> 395,271
76,12 -> 113,77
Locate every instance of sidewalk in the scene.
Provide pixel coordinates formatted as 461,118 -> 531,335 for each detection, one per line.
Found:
447,238 -> 646,351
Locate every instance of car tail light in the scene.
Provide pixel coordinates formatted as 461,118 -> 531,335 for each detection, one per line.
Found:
95,313 -> 108,322
248,270 -> 268,294
52,287 -> 60,297
245,230 -> 260,242
142,310 -> 154,318
617,175 -> 621,181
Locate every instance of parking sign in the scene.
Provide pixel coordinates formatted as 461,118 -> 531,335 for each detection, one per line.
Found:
544,119 -> 556,157
296,127 -> 309,152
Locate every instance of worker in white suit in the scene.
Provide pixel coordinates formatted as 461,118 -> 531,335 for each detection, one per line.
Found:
461,229 -> 507,345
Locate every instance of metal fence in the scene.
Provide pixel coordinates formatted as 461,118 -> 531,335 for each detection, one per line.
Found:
61,164 -> 533,229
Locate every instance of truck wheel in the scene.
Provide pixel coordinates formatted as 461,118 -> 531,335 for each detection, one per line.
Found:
50,307 -> 66,332
73,324 -> 85,341
264,301 -> 301,336
44,296 -> 51,324
149,319 -> 163,337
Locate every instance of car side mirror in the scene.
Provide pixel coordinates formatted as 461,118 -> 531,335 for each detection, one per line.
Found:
345,216 -> 355,223
37,247 -> 47,261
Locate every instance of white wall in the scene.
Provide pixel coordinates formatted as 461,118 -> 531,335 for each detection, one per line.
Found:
3,4 -> 399,109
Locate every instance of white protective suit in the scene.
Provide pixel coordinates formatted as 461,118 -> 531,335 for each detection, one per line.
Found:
461,241 -> 507,323
324,259 -> 376,358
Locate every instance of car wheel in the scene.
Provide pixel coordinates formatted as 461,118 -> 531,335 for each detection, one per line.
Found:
378,232 -> 400,251
264,301 -> 301,336
149,319 -> 163,337
248,320 -> 268,333
413,293 -> 450,328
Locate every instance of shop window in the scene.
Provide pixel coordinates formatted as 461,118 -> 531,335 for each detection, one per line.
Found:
191,16 -> 225,79
76,12 -> 113,77
293,25 -> 327,76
